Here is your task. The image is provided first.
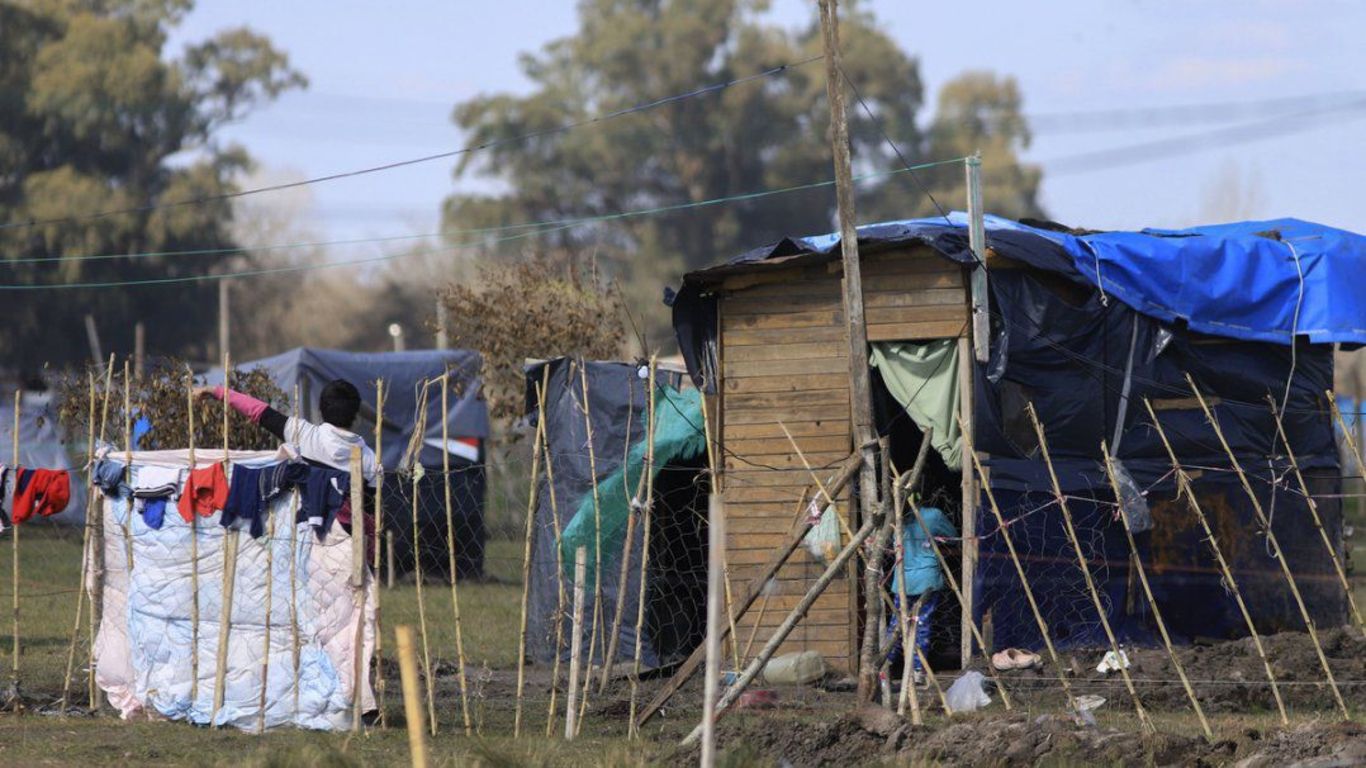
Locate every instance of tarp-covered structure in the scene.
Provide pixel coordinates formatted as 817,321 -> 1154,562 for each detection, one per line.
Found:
671,212 -> 1365,654
524,358 -> 709,668
228,348 -> 489,579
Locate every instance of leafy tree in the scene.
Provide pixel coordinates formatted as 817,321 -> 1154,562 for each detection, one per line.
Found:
442,0 -> 1042,345
0,0 -> 305,368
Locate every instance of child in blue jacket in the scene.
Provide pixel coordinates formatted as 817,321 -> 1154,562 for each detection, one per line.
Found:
885,504 -> 955,679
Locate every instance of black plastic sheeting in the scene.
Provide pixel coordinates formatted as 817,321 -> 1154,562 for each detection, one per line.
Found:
382,461 -> 486,581
523,358 -> 709,666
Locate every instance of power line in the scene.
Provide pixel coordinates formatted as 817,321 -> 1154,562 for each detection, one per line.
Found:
0,156 -> 968,290
1043,97 -> 1366,175
1027,90 -> 1366,134
0,56 -> 823,233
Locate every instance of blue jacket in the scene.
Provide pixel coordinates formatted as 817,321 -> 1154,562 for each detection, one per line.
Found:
895,506 -> 955,596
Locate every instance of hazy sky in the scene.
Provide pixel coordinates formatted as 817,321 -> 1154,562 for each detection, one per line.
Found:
173,0 -> 1366,247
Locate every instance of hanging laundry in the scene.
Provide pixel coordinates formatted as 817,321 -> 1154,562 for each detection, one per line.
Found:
298,466 -> 350,540
12,467 -> 72,523
177,462 -> 228,522
131,465 -> 183,531
91,458 -> 130,498
222,463 -> 292,539
0,465 -> 9,534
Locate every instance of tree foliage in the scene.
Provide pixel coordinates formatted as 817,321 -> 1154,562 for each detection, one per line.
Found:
442,0 -> 1043,344
0,0 -> 304,368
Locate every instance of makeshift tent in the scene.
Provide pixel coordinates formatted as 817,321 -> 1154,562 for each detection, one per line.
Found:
524,358 -> 709,668
92,448 -> 375,731
671,212 -> 1362,667
228,348 -> 489,579
0,390 -> 86,525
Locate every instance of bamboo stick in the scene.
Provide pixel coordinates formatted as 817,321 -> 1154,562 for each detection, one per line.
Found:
411,468 -> 436,735
439,375 -> 473,735
211,358 -> 237,728
1143,397 -> 1287,724
372,380 -> 387,727
350,445 -> 367,732
515,379 -> 548,736
959,415 -> 1078,712
9,389 -> 20,702
1269,395 -> 1364,630
186,368 -> 201,707
698,388 -> 741,673
289,383 -> 301,718
1026,404 -> 1152,731
60,373 -> 99,712
602,359 -> 659,691
1100,445 -> 1210,738
120,363 -> 134,572
566,546 -> 587,740
701,495 -> 724,768
257,467 -> 275,734
626,365 -> 659,738
386,531 -> 395,590
1185,374 -> 1349,719
89,354 -> 115,709
395,625 -> 430,768
576,362 -> 602,731
893,477 -> 922,723
542,379 -> 567,738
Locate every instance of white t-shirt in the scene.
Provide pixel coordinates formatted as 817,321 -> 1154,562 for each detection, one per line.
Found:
285,417 -> 378,484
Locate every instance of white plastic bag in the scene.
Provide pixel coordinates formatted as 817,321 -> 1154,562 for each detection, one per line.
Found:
944,670 -> 991,712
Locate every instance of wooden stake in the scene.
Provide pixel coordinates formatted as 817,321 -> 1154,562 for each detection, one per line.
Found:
1270,395 -> 1364,630
683,516 -> 878,747
515,378 -> 548,736
439,375 -> 473,735
893,477 -> 922,724
60,373 -> 99,712
626,439 -> 655,740
395,625 -> 430,768
1142,398 -> 1288,724
602,363 -> 647,692
186,368 -> 201,707
289,383 -> 301,718
1185,374 -> 1349,719
1026,404 -> 1152,731
257,471 -> 275,734
818,0 -> 881,702
960,415 -> 1078,711
576,362 -> 602,731
636,454 -> 862,729
566,546 -> 587,740
386,531 -> 395,590
120,362 -> 135,572
1100,446 -> 1211,738
89,354 -> 115,708
698,387 -> 742,673
211,357 -> 237,728
701,496 -> 724,768
350,445 -> 367,732
410,469 -> 436,735
957,334 -> 978,669
9,389 -> 20,699
372,380 -> 387,727
541,382 -> 568,738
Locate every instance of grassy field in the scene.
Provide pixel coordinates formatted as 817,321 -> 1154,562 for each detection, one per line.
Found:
2,494 -> 1365,766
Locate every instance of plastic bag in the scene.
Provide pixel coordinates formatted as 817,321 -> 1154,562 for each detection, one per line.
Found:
944,670 -> 991,712
802,500 -> 840,561
1109,459 -> 1152,533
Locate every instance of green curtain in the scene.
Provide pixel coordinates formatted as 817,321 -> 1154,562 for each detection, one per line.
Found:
870,340 -> 962,470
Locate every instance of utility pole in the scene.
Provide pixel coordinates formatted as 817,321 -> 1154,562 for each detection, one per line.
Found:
818,0 -> 882,701
218,279 -> 230,364
435,297 -> 449,350
83,314 -> 103,366
133,322 -> 145,378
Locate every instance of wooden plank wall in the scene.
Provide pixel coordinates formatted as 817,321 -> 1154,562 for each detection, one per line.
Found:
716,245 -> 967,673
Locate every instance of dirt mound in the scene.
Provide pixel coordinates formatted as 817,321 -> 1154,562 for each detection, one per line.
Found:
1229,721 -> 1366,768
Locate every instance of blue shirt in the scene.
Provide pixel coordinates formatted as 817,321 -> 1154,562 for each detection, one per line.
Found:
895,506 -> 955,596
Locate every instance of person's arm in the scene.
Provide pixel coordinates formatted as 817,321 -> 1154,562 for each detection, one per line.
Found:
198,386 -> 289,441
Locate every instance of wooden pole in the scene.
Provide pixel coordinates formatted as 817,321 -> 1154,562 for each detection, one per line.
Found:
1185,374 -> 1349,719
9,389 -> 20,700
395,625 -> 430,768
893,475 -> 922,724
515,379 -> 548,736
965,153 -> 989,363
257,470 -> 275,734
602,361 -> 650,692
186,368 -> 201,707
683,517 -> 878,748
576,362 -> 603,730
1270,395 -> 1364,630
1100,446 -> 1211,738
626,416 -> 656,740
121,363 -> 135,572
60,373 -> 99,712
289,384 -> 301,717
957,335 -> 978,670
410,468 -> 437,735
372,379 -> 387,727
440,375 -> 472,735
211,357 -> 237,728
133,321 -> 145,378
89,354 -> 115,708
386,532 -> 395,590
697,387 -> 742,673
700,495 -> 724,768
1026,403 -> 1152,731
350,445 -> 367,732
635,454 -> 862,728
542,383 -> 568,738
818,0 -> 882,701
960,415 -> 1078,711
1143,398 -> 1288,724
566,546 -> 587,740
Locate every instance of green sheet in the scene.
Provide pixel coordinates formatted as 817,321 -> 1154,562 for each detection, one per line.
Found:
870,340 -> 962,470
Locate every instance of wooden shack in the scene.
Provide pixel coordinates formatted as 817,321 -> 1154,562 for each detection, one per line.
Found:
698,244 -> 972,674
